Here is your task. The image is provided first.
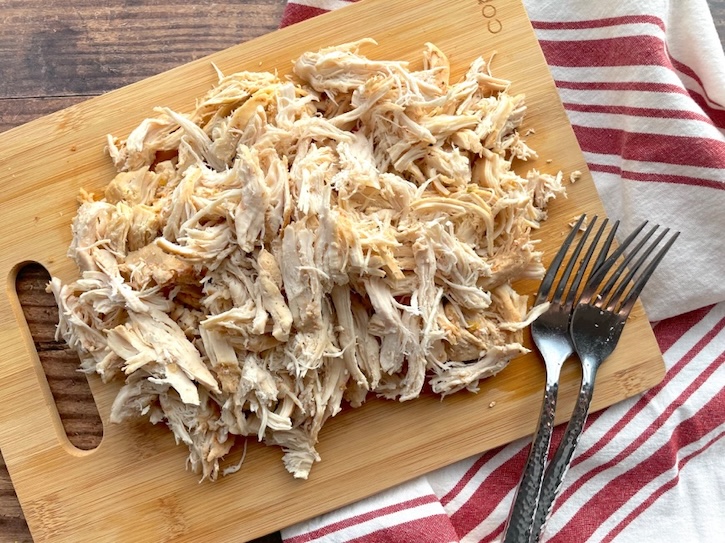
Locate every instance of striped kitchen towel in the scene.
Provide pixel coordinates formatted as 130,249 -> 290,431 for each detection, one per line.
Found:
279,0 -> 725,541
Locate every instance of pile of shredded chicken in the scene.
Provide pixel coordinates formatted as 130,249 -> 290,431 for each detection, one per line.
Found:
50,40 -> 564,481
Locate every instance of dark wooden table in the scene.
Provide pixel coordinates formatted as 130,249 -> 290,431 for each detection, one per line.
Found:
1,3 -> 286,541
1,1 -> 724,542
712,0 -> 725,45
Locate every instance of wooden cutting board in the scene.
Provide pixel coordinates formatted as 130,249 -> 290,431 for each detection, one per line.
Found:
0,0 -> 666,541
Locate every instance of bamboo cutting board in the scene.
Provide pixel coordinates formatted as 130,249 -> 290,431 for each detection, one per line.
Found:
0,0 -> 666,541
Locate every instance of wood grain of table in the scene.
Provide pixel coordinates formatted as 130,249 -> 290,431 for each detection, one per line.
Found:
1,1 -> 723,542
1,3 -> 286,541
710,0 -> 725,46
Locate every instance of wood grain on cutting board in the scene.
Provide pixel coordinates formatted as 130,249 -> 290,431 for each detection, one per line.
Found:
0,0 -> 665,541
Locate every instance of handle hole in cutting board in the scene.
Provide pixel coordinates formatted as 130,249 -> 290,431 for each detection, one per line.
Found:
15,263 -> 103,451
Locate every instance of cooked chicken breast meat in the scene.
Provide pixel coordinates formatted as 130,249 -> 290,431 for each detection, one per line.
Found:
50,40 -> 565,480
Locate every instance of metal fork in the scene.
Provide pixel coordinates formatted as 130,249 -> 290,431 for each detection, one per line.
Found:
528,222 -> 679,542
502,214 -> 618,543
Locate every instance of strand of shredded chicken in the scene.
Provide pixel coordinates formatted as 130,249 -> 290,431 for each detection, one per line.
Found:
50,40 -> 565,481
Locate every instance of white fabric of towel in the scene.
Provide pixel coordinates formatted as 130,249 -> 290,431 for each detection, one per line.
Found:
278,1 -> 725,541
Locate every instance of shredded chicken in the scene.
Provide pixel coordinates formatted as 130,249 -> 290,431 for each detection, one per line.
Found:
50,40 -> 565,481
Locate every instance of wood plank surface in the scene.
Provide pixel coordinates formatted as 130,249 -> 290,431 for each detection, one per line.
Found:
1,1 -> 720,542
0,0 -> 665,538
1,3 -> 285,541
710,0 -> 725,46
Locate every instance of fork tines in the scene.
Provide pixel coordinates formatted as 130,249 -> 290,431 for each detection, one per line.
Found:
536,214 -> 618,310
580,221 -> 680,316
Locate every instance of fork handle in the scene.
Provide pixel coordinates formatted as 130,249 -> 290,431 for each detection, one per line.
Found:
528,359 -> 599,543
502,371 -> 561,543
